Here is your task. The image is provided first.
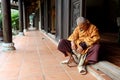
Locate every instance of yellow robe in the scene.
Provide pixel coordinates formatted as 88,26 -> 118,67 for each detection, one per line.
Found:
68,24 -> 100,54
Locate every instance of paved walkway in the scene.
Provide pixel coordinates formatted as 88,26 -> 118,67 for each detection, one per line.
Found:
0,30 -> 97,80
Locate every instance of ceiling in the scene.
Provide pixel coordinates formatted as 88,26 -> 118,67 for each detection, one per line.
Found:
12,0 -> 40,13
24,0 -> 40,13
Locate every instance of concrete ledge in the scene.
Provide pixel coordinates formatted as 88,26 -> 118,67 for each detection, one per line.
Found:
89,61 -> 120,80
88,65 -> 112,80
40,30 -> 58,46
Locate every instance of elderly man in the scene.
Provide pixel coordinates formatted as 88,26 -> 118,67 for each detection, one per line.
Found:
58,17 -> 100,75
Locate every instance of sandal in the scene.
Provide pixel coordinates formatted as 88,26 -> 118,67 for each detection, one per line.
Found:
61,55 -> 78,67
80,69 -> 87,75
72,54 -> 79,64
78,66 -> 87,75
61,59 -> 69,64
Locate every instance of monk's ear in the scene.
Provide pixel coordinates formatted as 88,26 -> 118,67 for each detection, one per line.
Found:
86,20 -> 90,24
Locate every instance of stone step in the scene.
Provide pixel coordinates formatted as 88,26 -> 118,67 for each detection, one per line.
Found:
88,61 -> 120,80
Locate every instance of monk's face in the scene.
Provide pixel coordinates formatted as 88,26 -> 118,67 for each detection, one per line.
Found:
78,22 -> 89,31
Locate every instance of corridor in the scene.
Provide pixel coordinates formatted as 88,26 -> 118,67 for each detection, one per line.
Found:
0,30 -> 97,80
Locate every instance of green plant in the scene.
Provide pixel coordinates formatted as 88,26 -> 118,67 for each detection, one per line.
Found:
11,9 -> 19,30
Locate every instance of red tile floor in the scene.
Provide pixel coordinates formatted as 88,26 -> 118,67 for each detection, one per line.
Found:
0,30 -> 97,80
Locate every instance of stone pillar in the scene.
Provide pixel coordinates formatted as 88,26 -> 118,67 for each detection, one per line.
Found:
26,12 -> 30,29
23,2 -> 27,32
18,0 -> 24,36
39,1 -> 42,30
1,0 -> 15,51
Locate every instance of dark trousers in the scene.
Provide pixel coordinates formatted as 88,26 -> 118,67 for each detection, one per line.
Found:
57,39 -> 100,64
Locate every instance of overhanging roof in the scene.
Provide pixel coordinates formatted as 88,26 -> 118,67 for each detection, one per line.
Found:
0,0 -> 40,13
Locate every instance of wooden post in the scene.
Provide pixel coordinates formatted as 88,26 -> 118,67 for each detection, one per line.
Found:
1,0 -> 15,51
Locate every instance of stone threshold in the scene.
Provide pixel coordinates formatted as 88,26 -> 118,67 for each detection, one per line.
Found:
88,61 -> 120,80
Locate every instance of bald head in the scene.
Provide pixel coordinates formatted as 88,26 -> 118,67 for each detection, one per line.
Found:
76,17 -> 86,25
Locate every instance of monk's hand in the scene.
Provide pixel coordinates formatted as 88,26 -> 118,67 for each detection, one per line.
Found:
76,46 -> 83,54
71,41 -> 76,50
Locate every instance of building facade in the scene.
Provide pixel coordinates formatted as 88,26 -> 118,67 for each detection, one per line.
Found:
0,0 -> 120,66
40,0 -> 120,43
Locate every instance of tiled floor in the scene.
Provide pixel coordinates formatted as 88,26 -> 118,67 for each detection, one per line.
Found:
0,30 -> 97,80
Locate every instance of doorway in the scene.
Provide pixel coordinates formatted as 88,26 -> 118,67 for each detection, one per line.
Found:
85,0 -> 120,67
86,0 -> 119,43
